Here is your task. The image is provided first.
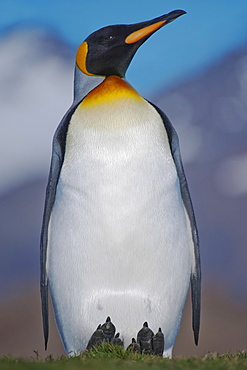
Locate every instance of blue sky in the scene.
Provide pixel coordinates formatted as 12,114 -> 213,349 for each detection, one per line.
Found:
1,0 -> 247,94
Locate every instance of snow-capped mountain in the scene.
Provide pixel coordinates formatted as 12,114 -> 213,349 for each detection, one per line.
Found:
0,26 -> 74,195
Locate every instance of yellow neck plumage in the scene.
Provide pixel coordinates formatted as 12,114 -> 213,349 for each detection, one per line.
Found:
79,75 -> 143,108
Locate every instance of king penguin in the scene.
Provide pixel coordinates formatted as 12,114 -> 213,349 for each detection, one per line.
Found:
40,9 -> 201,358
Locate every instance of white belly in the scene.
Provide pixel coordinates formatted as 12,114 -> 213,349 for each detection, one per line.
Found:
48,97 -> 193,356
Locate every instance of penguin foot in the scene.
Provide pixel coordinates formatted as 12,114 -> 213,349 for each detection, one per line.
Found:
86,316 -> 123,350
126,338 -> 141,353
152,327 -> 165,356
128,322 -> 164,356
86,319 -> 164,356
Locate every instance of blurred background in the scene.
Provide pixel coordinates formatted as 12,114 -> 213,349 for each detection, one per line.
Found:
0,0 -> 246,359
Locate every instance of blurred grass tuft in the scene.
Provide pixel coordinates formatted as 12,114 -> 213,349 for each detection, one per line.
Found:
0,347 -> 246,370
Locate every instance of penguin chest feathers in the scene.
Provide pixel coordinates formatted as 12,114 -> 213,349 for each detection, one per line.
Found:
54,75 -> 189,252
60,75 -> 179,223
64,74 -> 175,176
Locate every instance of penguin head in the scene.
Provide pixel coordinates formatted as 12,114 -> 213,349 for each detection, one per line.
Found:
76,10 -> 186,78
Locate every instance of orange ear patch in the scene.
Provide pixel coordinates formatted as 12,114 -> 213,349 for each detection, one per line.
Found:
76,41 -> 95,76
125,20 -> 166,44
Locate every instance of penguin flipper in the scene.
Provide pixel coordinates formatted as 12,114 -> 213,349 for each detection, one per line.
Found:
40,102 -> 80,349
149,102 -> 201,346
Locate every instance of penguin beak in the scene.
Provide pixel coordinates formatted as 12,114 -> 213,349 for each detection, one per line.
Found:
125,10 -> 186,45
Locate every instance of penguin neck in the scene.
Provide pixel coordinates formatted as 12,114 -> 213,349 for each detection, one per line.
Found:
73,65 -> 104,105
80,75 -> 143,108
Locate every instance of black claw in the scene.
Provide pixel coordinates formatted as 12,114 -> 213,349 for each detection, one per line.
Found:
137,322 -> 154,355
152,327 -> 165,356
101,316 -> 116,342
86,324 -> 104,350
127,338 -> 141,353
112,332 -> 124,347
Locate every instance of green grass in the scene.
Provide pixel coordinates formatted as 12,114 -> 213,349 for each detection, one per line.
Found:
1,344 -> 246,370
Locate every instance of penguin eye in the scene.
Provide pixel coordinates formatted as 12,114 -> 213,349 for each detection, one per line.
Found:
98,34 -> 115,46
99,35 -> 116,47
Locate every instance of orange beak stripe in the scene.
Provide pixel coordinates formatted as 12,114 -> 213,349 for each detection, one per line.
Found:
125,20 -> 166,44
